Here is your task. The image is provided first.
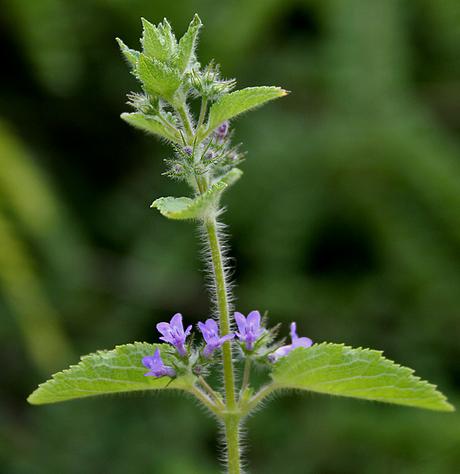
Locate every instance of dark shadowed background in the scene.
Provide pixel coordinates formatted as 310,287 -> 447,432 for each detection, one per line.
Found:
1,0 -> 459,472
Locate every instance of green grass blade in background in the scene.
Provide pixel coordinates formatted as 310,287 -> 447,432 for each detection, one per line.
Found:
28,343 -> 194,405
0,211 -> 73,372
272,344 -> 454,412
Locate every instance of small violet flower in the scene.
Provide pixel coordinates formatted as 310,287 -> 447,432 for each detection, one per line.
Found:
183,146 -> 193,156
142,349 -> 176,378
269,322 -> 313,362
173,163 -> 183,174
234,310 -> 264,351
157,313 -> 192,357
216,121 -> 229,139
198,318 -> 234,358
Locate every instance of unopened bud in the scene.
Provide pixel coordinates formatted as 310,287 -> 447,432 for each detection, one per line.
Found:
216,121 -> 229,139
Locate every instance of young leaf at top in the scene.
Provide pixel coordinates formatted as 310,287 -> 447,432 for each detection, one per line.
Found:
175,14 -> 202,74
116,38 -> 139,68
28,343 -> 194,405
141,18 -> 174,63
203,86 -> 288,138
156,18 -> 177,58
271,344 -> 454,412
136,54 -> 181,103
121,112 -> 181,143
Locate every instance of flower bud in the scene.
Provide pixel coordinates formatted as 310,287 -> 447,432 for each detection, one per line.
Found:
216,121 -> 229,139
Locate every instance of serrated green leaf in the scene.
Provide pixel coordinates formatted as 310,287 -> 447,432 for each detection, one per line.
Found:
175,14 -> 202,73
271,344 -> 454,412
141,18 -> 171,62
151,181 -> 227,220
205,86 -> 288,137
157,18 -> 177,56
116,38 -> 139,68
121,112 -> 181,143
137,54 -> 181,102
28,343 -> 194,405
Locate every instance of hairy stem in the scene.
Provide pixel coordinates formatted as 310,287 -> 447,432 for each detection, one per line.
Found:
244,383 -> 277,414
241,358 -> 251,394
177,104 -> 194,140
205,218 -> 242,473
205,220 -> 236,407
224,415 -> 241,474
199,376 -> 225,409
197,97 -> 208,130
191,386 -> 220,415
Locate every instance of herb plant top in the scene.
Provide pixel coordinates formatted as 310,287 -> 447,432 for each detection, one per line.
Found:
28,14 -> 454,474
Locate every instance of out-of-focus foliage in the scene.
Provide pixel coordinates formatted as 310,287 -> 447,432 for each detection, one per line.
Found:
0,0 -> 459,473
0,121 -> 76,372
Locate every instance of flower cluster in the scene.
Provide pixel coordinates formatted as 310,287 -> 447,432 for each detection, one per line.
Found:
142,310 -> 313,378
117,15 -> 246,187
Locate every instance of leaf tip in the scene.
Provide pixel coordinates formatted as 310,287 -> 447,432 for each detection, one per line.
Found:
440,399 -> 455,412
26,393 -> 37,405
191,13 -> 202,26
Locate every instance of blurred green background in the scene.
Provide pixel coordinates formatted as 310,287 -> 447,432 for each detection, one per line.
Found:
1,0 -> 459,472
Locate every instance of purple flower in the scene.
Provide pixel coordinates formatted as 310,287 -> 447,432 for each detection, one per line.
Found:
215,121 -> 229,139
156,313 -> 192,357
234,310 -> 264,351
269,322 -> 313,362
198,318 -> 234,358
183,146 -> 193,156
142,349 -> 176,378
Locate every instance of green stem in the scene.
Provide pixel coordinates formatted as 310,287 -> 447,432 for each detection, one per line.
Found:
241,358 -> 251,393
199,376 -> 225,409
224,415 -> 241,474
196,97 -> 208,130
205,218 -> 242,473
191,385 -> 220,415
205,220 -> 236,407
244,383 -> 277,415
177,104 -> 194,140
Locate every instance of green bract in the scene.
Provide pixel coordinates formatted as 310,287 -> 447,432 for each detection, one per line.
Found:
271,344 -> 453,412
